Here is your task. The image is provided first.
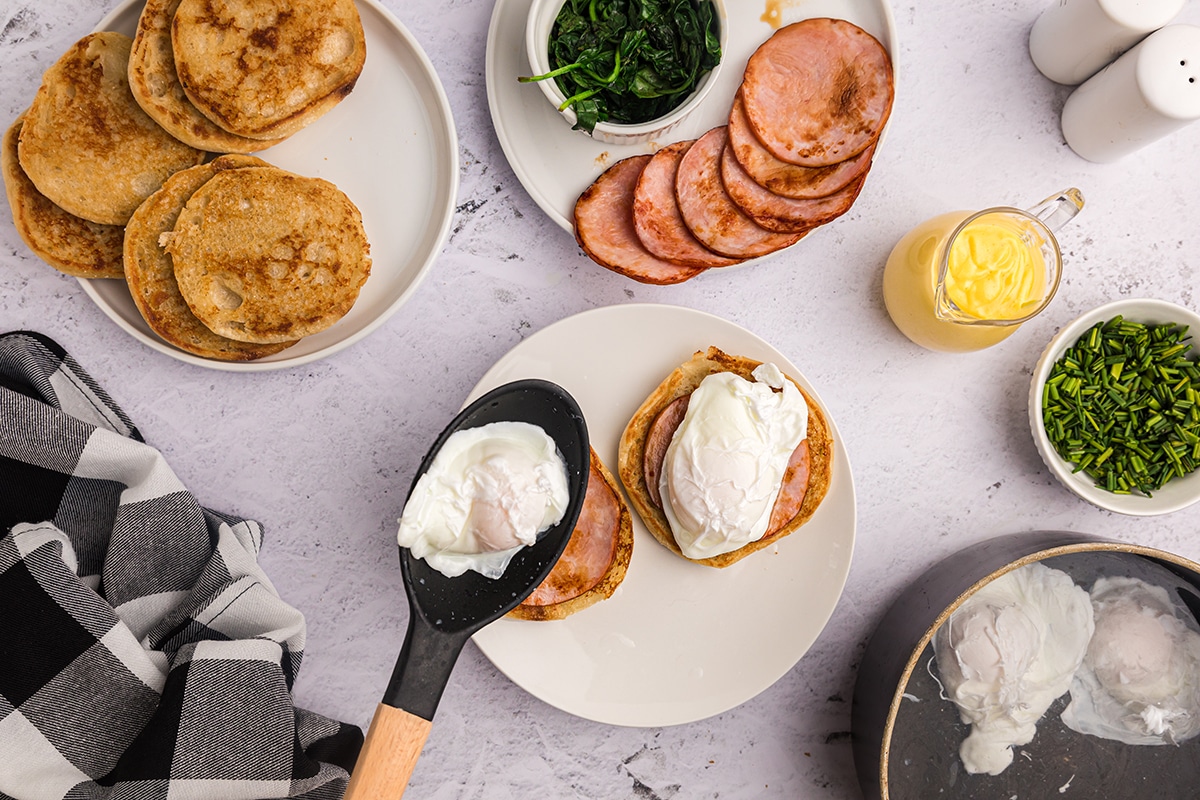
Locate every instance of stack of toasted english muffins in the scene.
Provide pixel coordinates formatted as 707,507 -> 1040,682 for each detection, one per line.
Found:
4,32 -> 205,280
2,0 -> 370,363
125,155 -> 371,360
129,0 -> 365,151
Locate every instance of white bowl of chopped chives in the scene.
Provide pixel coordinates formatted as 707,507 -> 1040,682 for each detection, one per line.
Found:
1030,297 -> 1200,515
522,0 -> 727,145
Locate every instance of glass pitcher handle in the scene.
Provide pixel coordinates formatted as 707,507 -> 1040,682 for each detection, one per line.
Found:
1025,188 -> 1085,233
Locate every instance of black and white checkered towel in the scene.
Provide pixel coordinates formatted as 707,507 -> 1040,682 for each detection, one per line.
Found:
0,331 -> 362,799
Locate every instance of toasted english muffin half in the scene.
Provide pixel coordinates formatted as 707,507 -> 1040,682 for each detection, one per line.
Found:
172,0 -> 366,140
617,346 -> 833,568
124,154 -> 299,361
129,0 -> 287,153
167,165 -> 371,344
509,448 -> 634,621
18,32 -> 205,226
3,115 -> 124,279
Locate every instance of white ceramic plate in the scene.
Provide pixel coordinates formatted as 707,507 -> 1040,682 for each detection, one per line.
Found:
81,0 -> 459,371
469,304 -> 857,727
1029,297 -> 1200,516
486,0 -> 898,232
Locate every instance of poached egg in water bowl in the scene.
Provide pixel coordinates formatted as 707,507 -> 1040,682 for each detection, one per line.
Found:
660,363 -> 808,560
1062,575 -> 1200,745
932,561 -> 1094,776
398,421 -> 570,579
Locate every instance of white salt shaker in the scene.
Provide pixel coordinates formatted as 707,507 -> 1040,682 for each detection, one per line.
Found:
1061,24 -> 1200,162
1029,0 -> 1184,85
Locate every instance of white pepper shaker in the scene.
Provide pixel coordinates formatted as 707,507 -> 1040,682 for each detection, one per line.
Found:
1061,24 -> 1200,162
1029,0 -> 1184,85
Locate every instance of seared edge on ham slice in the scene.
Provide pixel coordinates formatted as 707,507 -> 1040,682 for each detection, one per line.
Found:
633,140 -> 741,269
741,18 -> 893,167
674,127 -> 805,259
574,155 -> 707,285
720,143 -> 866,233
727,91 -> 873,200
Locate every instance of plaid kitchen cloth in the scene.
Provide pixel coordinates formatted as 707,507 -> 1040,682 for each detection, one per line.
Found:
0,331 -> 362,800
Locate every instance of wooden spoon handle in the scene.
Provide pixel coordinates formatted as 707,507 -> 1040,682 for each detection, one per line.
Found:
344,703 -> 433,800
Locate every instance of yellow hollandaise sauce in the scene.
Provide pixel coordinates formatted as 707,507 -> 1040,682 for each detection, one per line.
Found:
943,215 -> 1047,321
882,211 -> 1050,352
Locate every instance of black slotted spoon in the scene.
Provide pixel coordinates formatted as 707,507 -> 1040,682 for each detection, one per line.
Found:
344,379 -> 589,798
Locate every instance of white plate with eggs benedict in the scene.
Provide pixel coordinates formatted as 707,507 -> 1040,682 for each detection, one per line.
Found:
467,303 -> 856,727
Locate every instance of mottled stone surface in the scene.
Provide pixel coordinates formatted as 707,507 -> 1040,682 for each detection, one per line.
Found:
3,1 -> 1200,797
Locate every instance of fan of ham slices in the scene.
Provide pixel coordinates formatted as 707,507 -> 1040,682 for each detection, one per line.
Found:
573,17 -> 894,285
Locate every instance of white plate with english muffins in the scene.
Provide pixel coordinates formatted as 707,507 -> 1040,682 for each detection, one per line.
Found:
485,0 -> 897,234
79,0 -> 459,371
469,304 -> 857,727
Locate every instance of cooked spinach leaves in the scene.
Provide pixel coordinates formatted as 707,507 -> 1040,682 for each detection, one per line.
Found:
521,0 -> 722,134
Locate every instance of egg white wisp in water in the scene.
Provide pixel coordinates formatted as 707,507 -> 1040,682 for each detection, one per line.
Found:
660,363 -> 807,560
1061,575 -> 1200,746
397,421 -> 570,579
933,562 -> 1094,775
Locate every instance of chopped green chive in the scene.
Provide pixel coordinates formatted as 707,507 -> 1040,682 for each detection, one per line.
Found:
1041,315 -> 1200,496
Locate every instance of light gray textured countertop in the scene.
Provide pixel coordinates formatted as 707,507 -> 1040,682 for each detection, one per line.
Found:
4,0 -> 1200,797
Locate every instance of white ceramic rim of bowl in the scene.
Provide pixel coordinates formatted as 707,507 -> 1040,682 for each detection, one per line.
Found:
524,0 -> 728,142
1028,297 -> 1200,516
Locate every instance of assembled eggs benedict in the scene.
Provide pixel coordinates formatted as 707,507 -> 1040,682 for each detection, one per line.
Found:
618,346 -> 833,567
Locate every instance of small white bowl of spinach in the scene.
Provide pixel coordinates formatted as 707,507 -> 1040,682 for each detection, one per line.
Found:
521,0 -> 726,144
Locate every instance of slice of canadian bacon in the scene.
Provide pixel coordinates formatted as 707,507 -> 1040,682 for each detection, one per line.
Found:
512,450 -> 632,619
643,394 -> 812,536
741,18 -> 893,167
633,140 -> 740,269
720,143 -> 867,233
675,126 -> 805,259
574,155 -> 707,285
727,91 -> 873,200
643,393 -> 690,509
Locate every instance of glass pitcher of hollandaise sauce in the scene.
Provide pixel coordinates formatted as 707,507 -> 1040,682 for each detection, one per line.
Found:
882,189 -> 1085,352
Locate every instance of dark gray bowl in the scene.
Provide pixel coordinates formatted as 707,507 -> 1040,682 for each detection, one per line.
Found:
852,531 -> 1200,800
